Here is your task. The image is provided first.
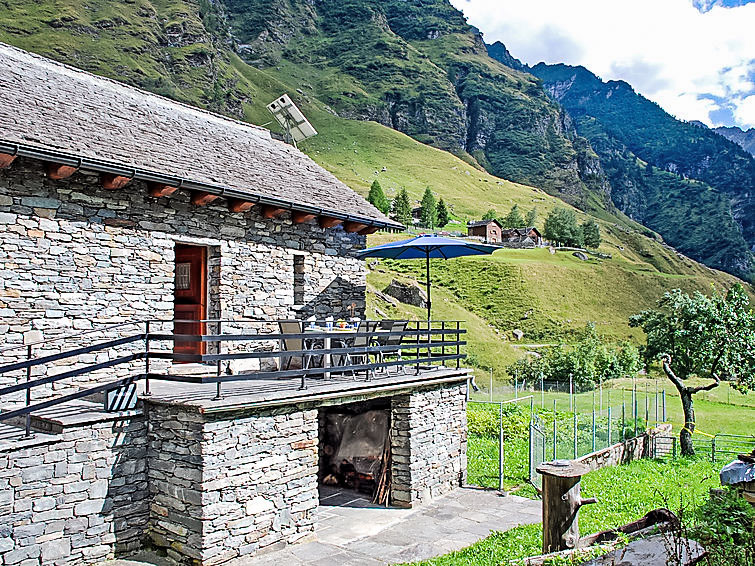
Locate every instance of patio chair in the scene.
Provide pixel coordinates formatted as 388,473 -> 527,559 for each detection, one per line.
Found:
342,320 -> 378,380
278,320 -> 321,372
376,320 -> 408,374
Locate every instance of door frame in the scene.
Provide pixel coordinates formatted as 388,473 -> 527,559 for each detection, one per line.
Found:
173,244 -> 208,356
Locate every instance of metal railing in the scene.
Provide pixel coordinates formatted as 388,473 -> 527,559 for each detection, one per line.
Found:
0,319 -> 466,437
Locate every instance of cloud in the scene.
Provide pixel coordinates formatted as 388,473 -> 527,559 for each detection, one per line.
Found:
450,0 -> 755,129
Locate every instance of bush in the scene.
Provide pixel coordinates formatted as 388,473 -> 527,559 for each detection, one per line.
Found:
693,487 -> 755,566
467,403 -> 530,440
508,323 -> 640,391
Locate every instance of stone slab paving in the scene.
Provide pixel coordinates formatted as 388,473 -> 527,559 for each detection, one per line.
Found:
230,488 -> 541,566
103,488 -> 540,566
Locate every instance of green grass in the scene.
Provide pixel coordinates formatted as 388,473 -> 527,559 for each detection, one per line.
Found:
406,458 -> 720,565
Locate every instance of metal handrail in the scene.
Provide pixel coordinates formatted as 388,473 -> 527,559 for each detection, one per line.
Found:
0,319 -> 467,434
0,320 -> 148,354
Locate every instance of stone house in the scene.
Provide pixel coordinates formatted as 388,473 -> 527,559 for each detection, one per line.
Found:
467,219 -> 503,243
0,44 -> 470,566
501,227 -> 543,247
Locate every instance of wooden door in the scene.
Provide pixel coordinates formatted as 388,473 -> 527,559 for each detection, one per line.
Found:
174,244 -> 207,356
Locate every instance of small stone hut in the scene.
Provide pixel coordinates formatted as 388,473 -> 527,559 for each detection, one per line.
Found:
0,44 -> 470,566
467,219 -> 502,243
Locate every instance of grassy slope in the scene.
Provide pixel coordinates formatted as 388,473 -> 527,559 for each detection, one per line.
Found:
0,2 -> 750,396
407,457 -> 720,566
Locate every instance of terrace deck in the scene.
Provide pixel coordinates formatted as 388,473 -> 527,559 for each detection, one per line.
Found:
144,365 -> 472,412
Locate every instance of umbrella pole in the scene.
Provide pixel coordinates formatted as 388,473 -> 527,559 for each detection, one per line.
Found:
425,250 -> 431,322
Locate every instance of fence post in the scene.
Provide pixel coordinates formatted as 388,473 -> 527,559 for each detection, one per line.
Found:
540,373 -> 544,409
529,417 -> 534,483
553,400 -> 557,461
144,321 -> 151,396
592,409 -> 596,453
621,401 -> 625,442
441,321 -> 446,367
607,406 -> 612,446
573,412 -> 577,459
569,374 -> 573,411
214,320 -> 223,400
456,321 -> 460,369
711,435 -> 716,463
499,402 -> 504,492
25,344 -> 32,438
662,391 -> 666,422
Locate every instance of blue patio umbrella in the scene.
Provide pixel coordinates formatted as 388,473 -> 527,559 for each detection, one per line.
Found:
356,234 -> 499,320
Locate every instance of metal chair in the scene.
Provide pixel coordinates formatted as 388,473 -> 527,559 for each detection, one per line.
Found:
342,320 -> 378,380
376,320 -> 408,374
278,320 -> 320,371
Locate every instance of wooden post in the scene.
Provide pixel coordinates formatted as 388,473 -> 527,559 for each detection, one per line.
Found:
537,461 -> 597,553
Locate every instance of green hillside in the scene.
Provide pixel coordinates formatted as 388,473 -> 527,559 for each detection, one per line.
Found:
531,63 -> 755,280
0,0 -> 751,386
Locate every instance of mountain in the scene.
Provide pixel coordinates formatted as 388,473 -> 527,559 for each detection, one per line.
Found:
530,63 -> 755,280
0,0 -> 751,382
714,126 -> 755,156
485,41 -> 526,72
0,0 -> 753,280
223,0 -> 617,212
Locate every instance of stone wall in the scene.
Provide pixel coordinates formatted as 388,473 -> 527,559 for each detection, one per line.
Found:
147,402 -> 319,565
391,382 -> 468,507
575,424 -> 673,472
0,158 -> 366,392
0,416 -> 148,566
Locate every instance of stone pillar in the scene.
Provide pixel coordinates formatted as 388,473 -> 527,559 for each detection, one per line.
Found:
390,382 -> 467,507
146,404 -> 205,563
146,402 -> 319,565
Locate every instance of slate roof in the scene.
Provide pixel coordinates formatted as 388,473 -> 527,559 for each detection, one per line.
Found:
0,43 -> 401,229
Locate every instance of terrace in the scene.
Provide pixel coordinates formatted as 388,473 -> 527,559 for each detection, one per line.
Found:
0,318 -> 469,435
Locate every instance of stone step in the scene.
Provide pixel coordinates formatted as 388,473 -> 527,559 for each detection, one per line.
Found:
26,399 -> 142,434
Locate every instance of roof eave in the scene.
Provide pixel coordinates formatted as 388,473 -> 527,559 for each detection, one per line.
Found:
0,140 -> 404,232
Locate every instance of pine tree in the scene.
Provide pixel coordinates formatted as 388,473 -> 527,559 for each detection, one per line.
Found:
525,207 -> 538,227
420,187 -> 437,229
503,204 -> 524,228
367,180 -> 391,215
482,208 -> 498,221
544,207 -> 582,247
436,198 -> 450,227
581,218 -> 601,249
392,187 -> 412,227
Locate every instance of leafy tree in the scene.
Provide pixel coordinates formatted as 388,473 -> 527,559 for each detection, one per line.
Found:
482,208 -> 498,221
502,204 -> 524,228
544,207 -> 582,247
392,187 -> 412,227
525,207 -> 538,227
581,218 -> 601,248
436,198 -> 450,227
630,285 -> 755,456
367,180 -> 390,215
420,187 -> 437,229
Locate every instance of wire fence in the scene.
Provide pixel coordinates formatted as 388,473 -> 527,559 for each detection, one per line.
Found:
466,391 -> 660,492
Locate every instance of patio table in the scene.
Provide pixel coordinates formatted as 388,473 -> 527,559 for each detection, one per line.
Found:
304,326 -> 388,378
304,326 -> 355,378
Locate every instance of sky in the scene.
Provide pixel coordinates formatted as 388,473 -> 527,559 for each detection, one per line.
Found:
449,0 -> 755,130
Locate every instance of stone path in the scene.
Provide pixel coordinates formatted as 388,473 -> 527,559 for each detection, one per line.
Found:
105,488 -> 541,566
232,488 -> 540,566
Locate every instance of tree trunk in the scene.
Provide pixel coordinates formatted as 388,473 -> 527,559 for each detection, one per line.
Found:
679,389 -> 695,456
